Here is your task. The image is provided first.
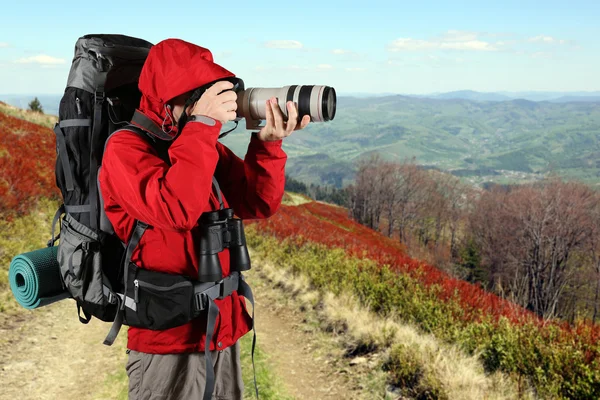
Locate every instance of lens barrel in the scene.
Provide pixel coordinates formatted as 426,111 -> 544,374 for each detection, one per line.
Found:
236,85 -> 336,129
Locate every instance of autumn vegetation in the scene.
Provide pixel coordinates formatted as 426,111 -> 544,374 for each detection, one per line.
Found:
0,107 -> 59,216
346,154 -> 600,324
247,200 -> 600,398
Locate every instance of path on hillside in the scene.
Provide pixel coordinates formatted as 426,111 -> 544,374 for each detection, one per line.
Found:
0,262 -> 360,400
251,273 -> 359,399
0,299 -> 128,400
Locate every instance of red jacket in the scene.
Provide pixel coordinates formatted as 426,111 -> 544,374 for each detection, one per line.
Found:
98,39 -> 286,354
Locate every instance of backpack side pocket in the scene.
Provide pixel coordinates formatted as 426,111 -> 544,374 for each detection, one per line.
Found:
57,213 -> 115,321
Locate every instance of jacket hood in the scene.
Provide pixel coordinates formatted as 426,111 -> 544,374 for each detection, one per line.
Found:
137,38 -> 235,137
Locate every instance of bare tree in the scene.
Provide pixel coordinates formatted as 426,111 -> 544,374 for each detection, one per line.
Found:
470,180 -> 598,319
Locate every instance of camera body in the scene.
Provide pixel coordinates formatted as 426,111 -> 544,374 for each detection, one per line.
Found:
197,208 -> 251,282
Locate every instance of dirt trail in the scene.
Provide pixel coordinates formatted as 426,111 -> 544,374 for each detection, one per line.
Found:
252,279 -> 358,399
0,300 -> 127,400
0,266 -> 360,400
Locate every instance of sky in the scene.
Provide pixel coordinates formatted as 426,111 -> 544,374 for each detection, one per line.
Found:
0,0 -> 599,95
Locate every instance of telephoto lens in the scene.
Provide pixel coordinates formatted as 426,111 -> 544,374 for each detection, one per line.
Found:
197,211 -> 225,282
236,85 -> 336,129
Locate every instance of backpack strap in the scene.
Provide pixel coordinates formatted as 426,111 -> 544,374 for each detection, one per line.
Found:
131,110 -> 177,141
89,74 -> 107,231
124,124 -> 173,166
103,219 -> 148,346
103,123 -> 171,346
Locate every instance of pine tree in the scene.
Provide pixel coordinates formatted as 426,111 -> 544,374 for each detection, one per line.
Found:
28,97 -> 43,113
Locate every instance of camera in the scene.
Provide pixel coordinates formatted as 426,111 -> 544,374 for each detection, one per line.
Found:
184,77 -> 337,130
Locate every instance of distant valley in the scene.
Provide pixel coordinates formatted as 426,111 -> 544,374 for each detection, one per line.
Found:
3,92 -> 600,188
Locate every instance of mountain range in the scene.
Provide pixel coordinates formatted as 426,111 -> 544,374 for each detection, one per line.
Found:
3,90 -> 600,117
3,92 -> 600,188
222,95 -> 600,187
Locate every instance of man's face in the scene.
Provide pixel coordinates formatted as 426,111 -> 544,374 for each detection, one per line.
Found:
169,91 -> 194,124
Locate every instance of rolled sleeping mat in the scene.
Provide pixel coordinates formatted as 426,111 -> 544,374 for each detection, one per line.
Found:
9,246 -> 70,309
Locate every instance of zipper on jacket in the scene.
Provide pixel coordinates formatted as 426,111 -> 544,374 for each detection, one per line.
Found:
133,279 -> 192,303
75,97 -> 82,115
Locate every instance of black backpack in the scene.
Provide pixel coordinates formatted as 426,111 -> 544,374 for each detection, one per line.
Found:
49,34 -> 156,325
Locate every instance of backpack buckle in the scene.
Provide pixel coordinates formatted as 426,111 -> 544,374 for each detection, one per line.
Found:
219,273 -> 239,299
194,292 -> 208,312
95,87 -> 105,103
106,291 -> 117,305
81,241 -> 99,252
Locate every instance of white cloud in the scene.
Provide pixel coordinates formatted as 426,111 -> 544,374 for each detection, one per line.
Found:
14,54 -> 66,65
528,35 -> 568,45
440,30 -> 479,42
0,42 -> 8,48
330,48 -> 362,60
264,40 -> 303,49
440,40 -> 496,51
388,35 -> 497,52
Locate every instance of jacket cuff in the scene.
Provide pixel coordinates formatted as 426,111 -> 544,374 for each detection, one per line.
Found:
189,115 -> 219,127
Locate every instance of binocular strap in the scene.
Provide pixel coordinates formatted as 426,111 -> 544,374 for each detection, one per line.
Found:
212,176 -> 224,210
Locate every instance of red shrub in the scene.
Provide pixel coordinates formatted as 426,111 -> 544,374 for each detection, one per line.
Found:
0,113 -> 59,214
250,202 -> 600,338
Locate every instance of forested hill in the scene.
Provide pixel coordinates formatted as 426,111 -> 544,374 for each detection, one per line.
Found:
4,94 -> 600,188
221,95 -> 600,187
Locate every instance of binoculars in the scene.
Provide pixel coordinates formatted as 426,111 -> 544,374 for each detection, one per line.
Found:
197,208 -> 251,282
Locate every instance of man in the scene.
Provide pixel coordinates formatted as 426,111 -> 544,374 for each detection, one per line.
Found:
99,38 -> 309,400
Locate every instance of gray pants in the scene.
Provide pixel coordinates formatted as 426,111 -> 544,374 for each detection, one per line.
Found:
125,342 -> 244,400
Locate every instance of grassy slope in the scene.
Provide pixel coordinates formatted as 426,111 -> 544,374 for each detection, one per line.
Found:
248,227 -> 529,400
0,101 -> 57,129
247,201 -> 600,399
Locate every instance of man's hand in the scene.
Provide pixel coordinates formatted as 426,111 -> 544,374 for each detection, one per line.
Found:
257,97 -> 310,142
190,81 -> 238,125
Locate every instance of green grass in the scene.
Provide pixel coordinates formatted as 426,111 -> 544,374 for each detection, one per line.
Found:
240,332 -> 295,400
94,334 -> 129,400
